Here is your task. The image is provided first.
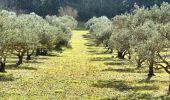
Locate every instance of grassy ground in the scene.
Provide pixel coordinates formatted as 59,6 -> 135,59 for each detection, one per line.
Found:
0,30 -> 170,99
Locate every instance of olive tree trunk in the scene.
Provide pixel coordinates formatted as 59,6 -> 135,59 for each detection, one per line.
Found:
26,50 -> 34,60
36,48 -> 48,56
147,58 -> 155,81
117,50 -> 125,59
0,61 -> 5,72
136,58 -> 145,69
16,51 -> 25,66
36,48 -> 40,56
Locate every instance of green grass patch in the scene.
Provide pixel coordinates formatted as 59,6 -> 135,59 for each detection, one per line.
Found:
0,30 -> 169,99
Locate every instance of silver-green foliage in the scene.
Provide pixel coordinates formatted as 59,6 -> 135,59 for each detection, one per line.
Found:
109,2 -> 170,77
45,15 -> 76,49
86,16 -> 113,45
0,10 -> 76,70
46,15 -> 77,30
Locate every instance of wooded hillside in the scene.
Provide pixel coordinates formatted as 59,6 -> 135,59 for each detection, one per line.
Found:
0,0 -> 170,20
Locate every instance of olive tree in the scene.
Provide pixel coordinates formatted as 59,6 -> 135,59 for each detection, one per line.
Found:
0,11 -> 56,66
86,16 -> 113,53
132,21 -> 164,80
85,17 -> 98,31
36,23 -> 60,55
11,13 -> 42,65
0,10 -> 74,70
45,15 -> 73,52
109,14 -> 132,59
46,15 -> 77,30
0,10 -> 17,71
109,2 -> 170,80
131,2 -> 170,79
86,2 -> 170,94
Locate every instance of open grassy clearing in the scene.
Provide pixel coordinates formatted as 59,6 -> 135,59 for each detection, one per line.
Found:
0,30 -> 170,99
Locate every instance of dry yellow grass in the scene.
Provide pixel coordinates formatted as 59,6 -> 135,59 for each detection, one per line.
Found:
0,30 -> 170,99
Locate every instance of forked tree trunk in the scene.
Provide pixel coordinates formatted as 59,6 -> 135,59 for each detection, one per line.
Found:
137,61 -> 142,69
104,47 -> 109,53
26,54 -> 31,60
36,48 -> 48,56
42,49 -> 48,56
36,49 -> 40,56
17,54 -> 23,66
128,52 -> 131,60
136,59 -> 144,69
0,57 -> 6,72
26,50 -> 31,60
109,48 -> 113,54
26,50 -> 34,60
16,51 -> 25,66
117,51 -> 125,59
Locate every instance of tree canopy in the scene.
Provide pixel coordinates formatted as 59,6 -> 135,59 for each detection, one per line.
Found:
87,2 -> 170,80
0,9 -> 77,71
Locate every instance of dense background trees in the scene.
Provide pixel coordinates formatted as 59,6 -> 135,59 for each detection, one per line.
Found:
0,0 -> 170,21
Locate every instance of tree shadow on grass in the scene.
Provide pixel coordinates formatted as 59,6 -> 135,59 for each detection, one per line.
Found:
87,50 -> 100,55
0,74 -> 15,81
25,60 -> 43,64
46,53 -> 58,57
7,60 -> 43,65
92,80 -> 131,91
6,64 -> 37,70
87,50 -> 108,55
40,54 -> 64,58
102,68 -> 136,73
82,34 -> 92,39
85,43 -> 96,47
37,57 -> 49,60
101,92 -> 153,100
84,38 -> 93,41
90,57 -> 113,62
104,61 -> 130,66
102,67 -> 150,74
155,95 -> 170,100
92,80 -> 159,92
138,79 -> 169,84
10,56 -> 18,59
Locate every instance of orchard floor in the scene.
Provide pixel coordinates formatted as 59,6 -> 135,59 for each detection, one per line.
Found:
0,30 -> 170,99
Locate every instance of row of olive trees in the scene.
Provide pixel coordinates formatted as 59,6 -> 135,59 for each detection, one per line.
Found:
87,2 -> 170,79
86,2 -> 170,93
0,10 -> 77,72
45,15 -> 77,52
86,16 -> 113,53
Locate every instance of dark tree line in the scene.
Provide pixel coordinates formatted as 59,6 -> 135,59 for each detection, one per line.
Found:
0,0 -> 170,21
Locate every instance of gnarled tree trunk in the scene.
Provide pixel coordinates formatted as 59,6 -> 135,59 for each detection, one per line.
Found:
117,50 -> 125,59
36,48 -> 40,56
109,48 -> 113,54
136,58 -> 145,69
0,57 -> 6,72
147,58 -> 155,81
0,61 -> 5,72
16,51 -> 25,66
26,49 -> 34,60
36,48 -> 48,56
